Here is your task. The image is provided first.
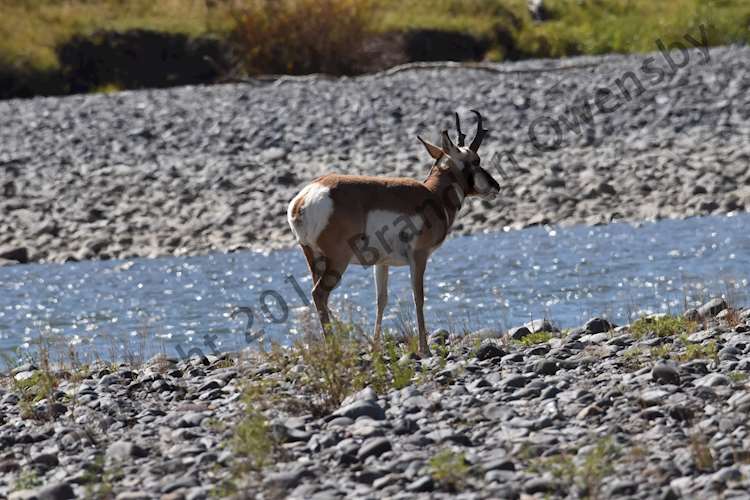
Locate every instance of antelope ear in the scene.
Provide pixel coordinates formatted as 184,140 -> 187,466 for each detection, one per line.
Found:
417,136 -> 444,160
440,130 -> 461,157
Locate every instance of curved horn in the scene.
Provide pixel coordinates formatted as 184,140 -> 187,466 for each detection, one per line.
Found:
454,112 -> 466,147
469,109 -> 488,152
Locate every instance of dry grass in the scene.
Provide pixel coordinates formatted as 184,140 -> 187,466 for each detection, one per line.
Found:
230,0 -> 375,75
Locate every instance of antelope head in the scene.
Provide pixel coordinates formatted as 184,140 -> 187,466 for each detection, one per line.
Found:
418,110 -> 501,198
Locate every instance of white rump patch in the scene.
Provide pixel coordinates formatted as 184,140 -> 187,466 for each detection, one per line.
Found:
287,183 -> 334,249
352,210 -> 424,267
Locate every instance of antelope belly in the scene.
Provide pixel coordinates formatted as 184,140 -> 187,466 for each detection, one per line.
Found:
351,210 -> 423,266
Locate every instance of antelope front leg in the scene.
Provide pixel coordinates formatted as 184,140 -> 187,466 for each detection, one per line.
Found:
409,251 -> 431,357
373,264 -> 389,349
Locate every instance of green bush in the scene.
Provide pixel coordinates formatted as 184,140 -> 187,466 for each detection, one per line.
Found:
630,315 -> 696,339
515,331 -> 554,346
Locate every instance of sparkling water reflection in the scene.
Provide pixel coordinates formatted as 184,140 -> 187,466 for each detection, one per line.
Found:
0,213 -> 748,364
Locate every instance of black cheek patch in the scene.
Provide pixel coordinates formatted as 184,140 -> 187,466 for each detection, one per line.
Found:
465,171 -> 475,191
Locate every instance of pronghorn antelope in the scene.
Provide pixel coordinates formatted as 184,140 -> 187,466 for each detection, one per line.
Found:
287,111 -> 500,355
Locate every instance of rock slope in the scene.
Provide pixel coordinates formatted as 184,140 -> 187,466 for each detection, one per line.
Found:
1,44 -> 749,264
2,301 -> 750,499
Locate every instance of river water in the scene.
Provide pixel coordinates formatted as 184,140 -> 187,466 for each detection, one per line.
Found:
1,213 -> 748,366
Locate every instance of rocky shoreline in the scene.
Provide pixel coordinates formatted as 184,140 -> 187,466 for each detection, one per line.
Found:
2,298 -> 750,499
2,44 -> 750,265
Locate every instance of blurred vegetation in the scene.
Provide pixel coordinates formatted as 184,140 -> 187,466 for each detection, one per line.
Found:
230,0 -> 374,74
378,0 -> 750,60
0,0 -> 230,72
1,0 -> 749,97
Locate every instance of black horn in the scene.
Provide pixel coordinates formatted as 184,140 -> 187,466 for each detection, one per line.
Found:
454,112 -> 466,147
469,109 -> 488,152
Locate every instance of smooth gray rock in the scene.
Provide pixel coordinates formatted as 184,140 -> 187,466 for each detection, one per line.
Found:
694,373 -> 731,387
430,329 -> 450,345
335,400 -> 386,421
698,298 -> 728,318
357,437 -> 392,460
509,326 -> 532,340
37,483 -> 75,500
106,441 -> 148,461
263,469 -> 306,490
406,476 -> 434,493
584,317 -> 614,334
524,318 -> 557,333
524,478 -> 559,494
534,358 -> 559,375
115,493 -> 152,500
476,343 -> 505,361
652,362 -> 681,385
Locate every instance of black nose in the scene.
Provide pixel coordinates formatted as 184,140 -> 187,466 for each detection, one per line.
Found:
489,176 -> 501,191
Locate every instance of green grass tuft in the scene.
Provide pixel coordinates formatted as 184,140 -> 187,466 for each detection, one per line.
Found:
233,409 -> 275,472
529,437 -> 618,499
13,469 -> 41,491
630,315 -> 696,339
679,339 -> 718,362
621,347 -> 644,371
515,331 -> 554,347
429,449 -> 470,491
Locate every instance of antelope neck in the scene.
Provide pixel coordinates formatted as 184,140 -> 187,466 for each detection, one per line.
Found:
423,161 -> 466,229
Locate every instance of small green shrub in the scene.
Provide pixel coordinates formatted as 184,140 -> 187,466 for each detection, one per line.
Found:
429,449 -> 469,491
630,315 -> 696,339
621,347 -> 644,371
15,371 -> 58,400
294,321 -> 369,411
81,456 -> 117,499
529,437 -> 618,499
257,323 -> 416,416
13,469 -> 41,491
233,410 -> 275,472
515,331 -> 553,347
233,381 -> 279,472
649,344 -> 672,360
381,337 -> 415,390
679,340 -> 718,362
13,370 -> 59,420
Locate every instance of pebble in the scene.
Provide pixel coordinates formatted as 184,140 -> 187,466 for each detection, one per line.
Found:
334,400 -> 386,421
652,362 -> 681,385
476,343 -> 505,361
584,317 -> 614,334
357,437 -> 392,460
106,441 -> 149,462
697,298 -> 728,319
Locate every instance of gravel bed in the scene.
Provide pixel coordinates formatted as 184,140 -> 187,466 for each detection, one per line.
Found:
2,299 -> 750,499
1,44 -> 749,264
